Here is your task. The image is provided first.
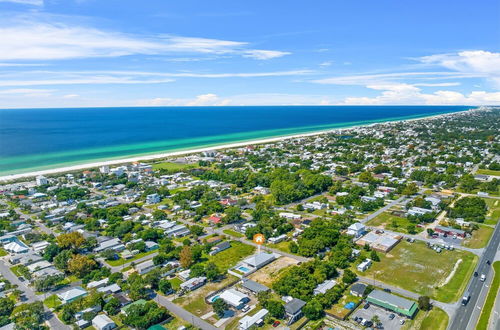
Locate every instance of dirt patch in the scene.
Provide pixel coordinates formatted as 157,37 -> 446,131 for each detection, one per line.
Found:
440,259 -> 462,286
248,256 -> 299,287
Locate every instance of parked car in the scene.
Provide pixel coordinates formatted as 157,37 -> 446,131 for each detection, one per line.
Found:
364,303 -> 370,309
389,314 -> 395,320
242,305 -> 250,312
272,321 -> 281,328
383,288 -> 391,293
400,319 -> 405,325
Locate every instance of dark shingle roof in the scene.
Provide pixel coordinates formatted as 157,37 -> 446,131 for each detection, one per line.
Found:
285,298 -> 306,314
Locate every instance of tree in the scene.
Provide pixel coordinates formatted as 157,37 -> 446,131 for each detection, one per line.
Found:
302,299 -> 323,320
159,279 -> 172,294
418,296 -> 431,311
12,301 -> 46,330
426,228 -> 434,236
204,262 -> 221,281
104,297 -> 121,315
407,224 -> 417,235
67,254 -> 97,277
264,300 -> 285,319
370,250 -> 380,262
371,315 -> 380,324
289,241 -> 298,253
43,243 -> 60,262
54,250 -> 73,271
223,206 -> 242,224
101,249 -> 117,260
213,299 -> 228,318
179,246 -> 193,268
189,225 -> 204,237
56,231 -> 86,250
402,183 -> 418,196
0,298 -> 14,318
358,171 -> 374,183
342,269 -> 357,285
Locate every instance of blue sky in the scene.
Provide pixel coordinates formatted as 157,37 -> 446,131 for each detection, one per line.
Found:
0,0 -> 499,108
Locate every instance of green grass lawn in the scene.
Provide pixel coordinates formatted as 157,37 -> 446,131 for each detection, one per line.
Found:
207,241 -> 255,271
173,275 -> 238,316
10,265 -> 23,277
484,198 -> 500,225
43,295 -> 62,309
268,240 -> 292,253
366,211 -> 424,234
325,291 -> 362,320
476,261 -> 500,330
463,225 -> 494,248
403,307 -> 448,330
152,161 -> 197,171
222,229 -> 244,238
476,168 -> 500,176
170,277 -> 182,290
356,240 -> 477,303
106,249 -> 157,267
0,248 -> 8,257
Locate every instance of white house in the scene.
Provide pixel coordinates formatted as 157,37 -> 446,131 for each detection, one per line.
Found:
146,193 -> 161,204
313,279 -> 337,295
346,223 -> 366,237
239,308 -> 268,330
35,175 -> 48,186
219,289 -> 250,309
92,314 -> 116,330
57,287 -> 87,304
357,259 -> 372,272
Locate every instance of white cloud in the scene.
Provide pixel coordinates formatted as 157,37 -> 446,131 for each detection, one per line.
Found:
341,84 -> 500,105
0,69 -> 310,86
0,88 -> 53,97
242,50 -> 290,60
138,94 -> 231,106
419,50 -> 500,88
0,0 -> 42,5
0,20 -> 290,61
319,61 -> 333,67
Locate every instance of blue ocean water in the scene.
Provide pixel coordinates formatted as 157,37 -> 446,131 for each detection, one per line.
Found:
0,106 -> 472,175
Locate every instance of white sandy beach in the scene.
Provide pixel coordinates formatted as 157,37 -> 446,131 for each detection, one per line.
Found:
0,108 -> 477,182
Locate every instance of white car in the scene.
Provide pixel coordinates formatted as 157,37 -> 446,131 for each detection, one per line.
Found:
481,274 -> 486,282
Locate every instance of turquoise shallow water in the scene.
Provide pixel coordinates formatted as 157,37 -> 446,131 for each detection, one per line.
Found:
0,106 -> 472,175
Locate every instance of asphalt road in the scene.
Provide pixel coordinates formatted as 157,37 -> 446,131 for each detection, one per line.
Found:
449,221 -> 500,330
154,293 -> 218,330
0,260 -> 70,329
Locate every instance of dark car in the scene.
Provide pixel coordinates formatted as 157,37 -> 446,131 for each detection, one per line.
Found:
383,288 -> 391,293
365,321 -> 373,327
364,303 -> 370,309
474,272 -> 478,277
389,314 -> 395,320
377,322 -> 384,329
487,260 -> 491,265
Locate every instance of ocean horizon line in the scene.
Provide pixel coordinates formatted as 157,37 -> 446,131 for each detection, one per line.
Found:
0,106 -> 476,180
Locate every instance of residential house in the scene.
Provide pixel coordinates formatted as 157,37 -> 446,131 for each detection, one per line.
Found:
285,298 -> 306,325
239,309 -> 268,330
92,314 -> 116,330
57,287 -> 88,304
219,289 -> 250,309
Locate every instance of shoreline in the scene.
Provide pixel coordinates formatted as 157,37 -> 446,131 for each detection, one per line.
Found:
0,108 -> 477,182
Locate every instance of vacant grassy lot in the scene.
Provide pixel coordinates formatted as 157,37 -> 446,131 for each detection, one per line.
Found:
0,248 -> 7,257
106,249 -> 157,267
206,241 -> 255,272
367,211 -> 424,234
476,169 -> 500,176
484,198 -> 500,225
249,256 -> 298,287
43,295 -> 62,309
325,291 -> 362,320
170,277 -> 182,290
152,161 -> 197,171
10,265 -> 23,277
173,275 -> 238,316
357,241 -> 477,303
403,307 -> 448,330
222,229 -> 244,238
463,225 -> 494,249
267,240 -> 292,254
476,261 -> 500,330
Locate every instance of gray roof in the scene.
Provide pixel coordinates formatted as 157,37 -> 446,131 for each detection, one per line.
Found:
435,226 -> 465,235
241,278 -> 269,293
368,290 -> 415,310
350,283 -> 367,295
285,298 -> 306,314
244,252 -> 275,268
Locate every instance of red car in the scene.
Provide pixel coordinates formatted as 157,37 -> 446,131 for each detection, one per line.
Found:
273,321 -> 281,327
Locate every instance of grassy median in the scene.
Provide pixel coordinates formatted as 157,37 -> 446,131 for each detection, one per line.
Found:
476,261 -> 500,330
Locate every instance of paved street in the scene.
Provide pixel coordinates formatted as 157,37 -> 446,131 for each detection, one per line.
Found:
154,293 -> 218,330
0,260 -> 70,329
449,221 -> 500,330
360,196 -> 408,224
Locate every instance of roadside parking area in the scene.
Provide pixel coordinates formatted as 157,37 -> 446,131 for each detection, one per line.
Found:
350,303 -> 407,329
